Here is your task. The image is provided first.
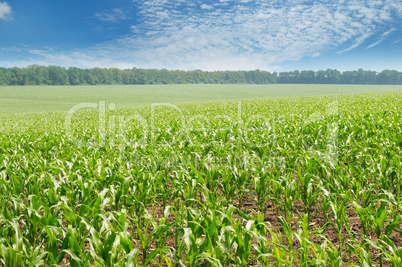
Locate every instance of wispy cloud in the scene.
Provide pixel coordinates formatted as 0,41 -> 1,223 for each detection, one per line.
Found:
392,39 -> 401,45
366,28 -> 396,49
2,46 -> 135,69
337,32 -> 373,54
2,0 -> 401,70
0,1 -> 12,21
95,8 -> 130,22
113,0 -> 400,70
200,4 -> 213,10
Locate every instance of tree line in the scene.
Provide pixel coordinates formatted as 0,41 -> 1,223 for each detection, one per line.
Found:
0,65 -> 401,85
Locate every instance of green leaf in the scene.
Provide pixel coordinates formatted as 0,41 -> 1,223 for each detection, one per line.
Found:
385,215 -> 401,237
235,208 -> 250,221
143,249 -> 163,265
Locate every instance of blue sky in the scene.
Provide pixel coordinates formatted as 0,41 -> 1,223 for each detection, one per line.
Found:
0,0 -> 401,71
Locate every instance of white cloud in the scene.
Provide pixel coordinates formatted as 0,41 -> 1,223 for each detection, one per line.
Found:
2,47 -> 136,69
95,8 -> 130,22
113,0 -> 400,70
0,1 -> 12,20
337,32 -> 373,54
392,39 -> 401,45
366,28 -> 395,49
3,0 -> 402,70
200,4 -> 213,10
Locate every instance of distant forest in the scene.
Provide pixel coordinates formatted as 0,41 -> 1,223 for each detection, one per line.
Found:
1,65 -> 402,85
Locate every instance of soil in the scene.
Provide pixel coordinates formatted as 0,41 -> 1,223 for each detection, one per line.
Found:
127,188 -> 401,267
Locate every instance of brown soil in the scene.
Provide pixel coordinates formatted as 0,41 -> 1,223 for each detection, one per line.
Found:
126,188 -> 401,266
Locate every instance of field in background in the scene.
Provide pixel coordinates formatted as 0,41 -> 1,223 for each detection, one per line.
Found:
1,84 -> 402,113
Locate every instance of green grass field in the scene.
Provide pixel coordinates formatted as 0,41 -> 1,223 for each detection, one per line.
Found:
1,84 -> 402,114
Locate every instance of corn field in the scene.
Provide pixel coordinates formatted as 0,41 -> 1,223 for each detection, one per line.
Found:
0,91 -> 401,266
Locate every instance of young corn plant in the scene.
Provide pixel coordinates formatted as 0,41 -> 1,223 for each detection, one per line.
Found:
266,227 -> 292,266
43,226 -> 68,265
270,178 -> 283,218
253,214 -> 270,266
308,238 -> 332,266
381,237 -> 402,267
87,227 -> 120,266
232,167 -> 250,210
352,201 -> 374,237
24,195 -> 43,246
295,214 -> 313,266
218,170 -> 238,205
325,241 -> 343,267
62,225 -> 91,267
299,173 -> 319,224
21,244 -> 47,267
278,216 -> 295,265
328,195 -> 350,257
149,206 -> 177,265
0,218 -> 25,267
369,205 -> 401,267
231,218 -> 256,266
253,173 -> 269,214
282,176 -> 296,220
135,212 -> 159,265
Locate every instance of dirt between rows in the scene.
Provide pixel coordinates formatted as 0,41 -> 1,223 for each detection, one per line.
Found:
126,190 -> 401,267
12,186 -> 400,266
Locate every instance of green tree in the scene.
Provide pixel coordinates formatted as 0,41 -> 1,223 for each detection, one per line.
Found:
48,66 -> 68,85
